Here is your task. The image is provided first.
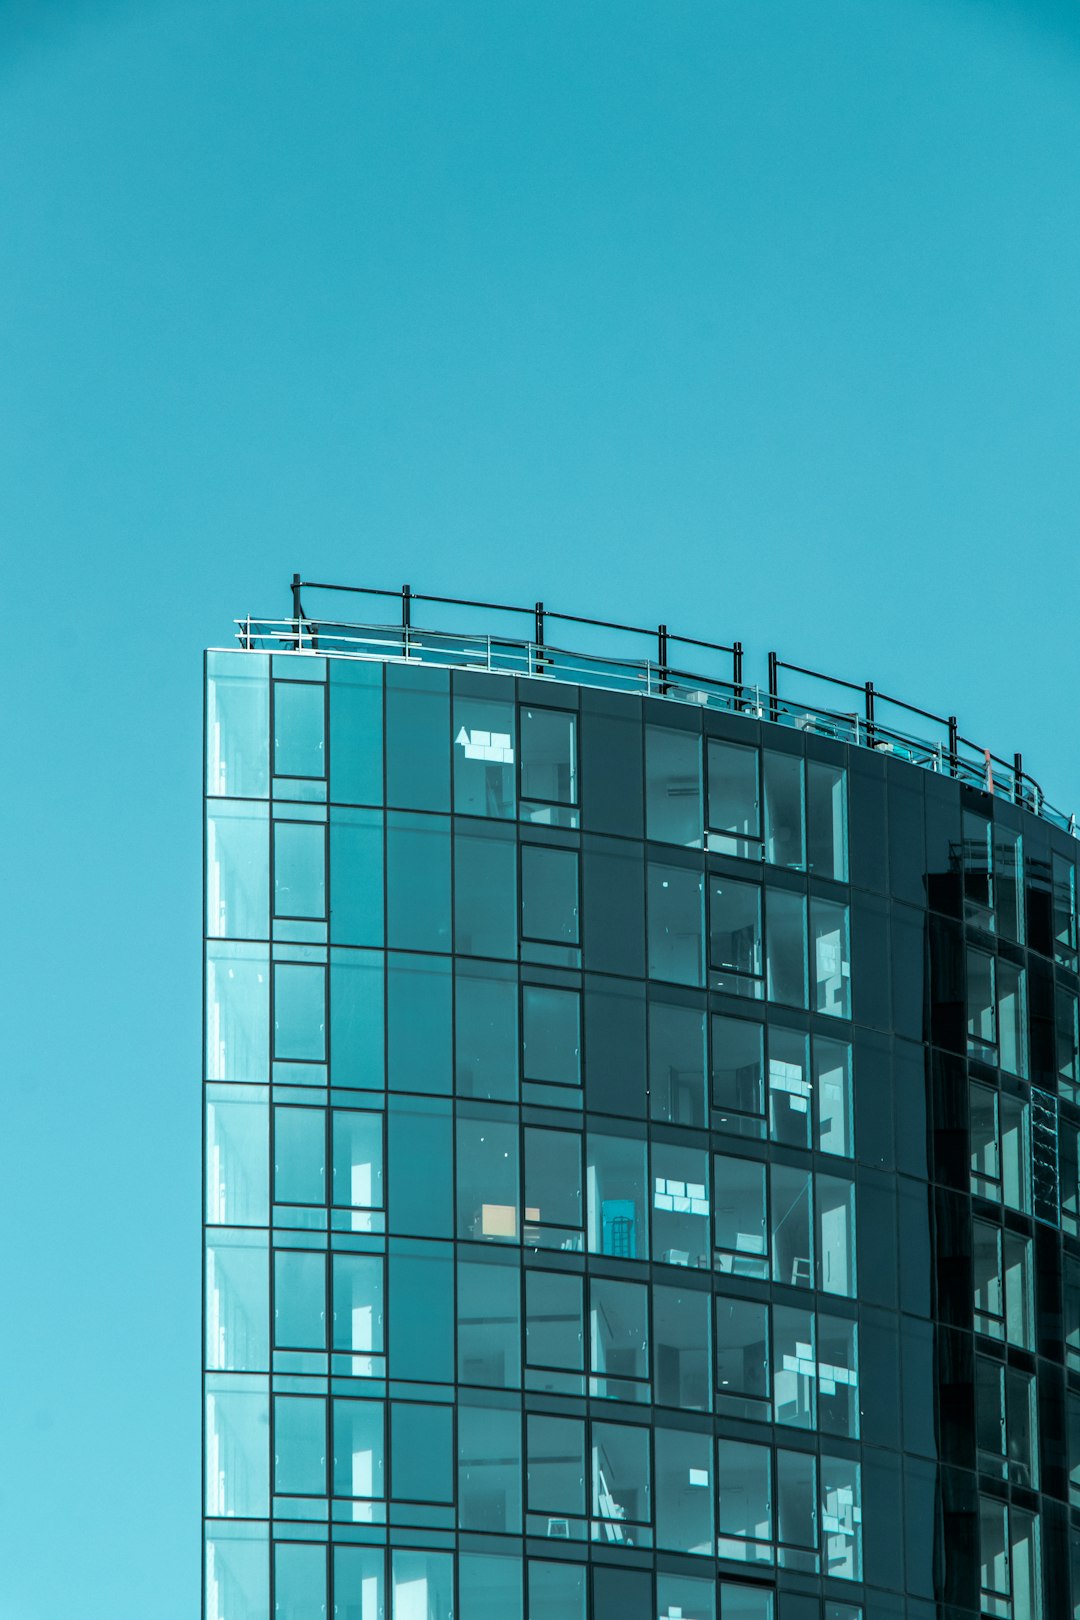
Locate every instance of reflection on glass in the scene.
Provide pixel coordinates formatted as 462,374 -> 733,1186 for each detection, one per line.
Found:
712,1015 -> 765,1135
207,652 -> 269,798
765,890 -> 807,1010
274,681 -> 325,778
648,864 -> 705,986
807,760 -> 847,880
715,1295 -> 769,1422
521,708 -> 577,806
707,739 -> 760,858
453,695 -> 515,819
710,876 -> 762,997
651,1000 -> 708,1127
810,897 -> 849,1018
764,752 -> 804,869
646,725 -> 703,847
522,985 -> 580,1085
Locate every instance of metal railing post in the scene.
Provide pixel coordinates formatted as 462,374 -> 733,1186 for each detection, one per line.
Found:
291,572 -> 303,649
768,652 -> 778,723
948,716 -> 958,778
402,583 -> 412,657
865,681 -> 876,749
1014,752 -> 1024,807
733,641 -> 744,707
657,624 -> 669,695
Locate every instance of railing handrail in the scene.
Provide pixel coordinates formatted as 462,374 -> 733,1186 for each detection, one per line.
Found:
231,583 -> 1076,840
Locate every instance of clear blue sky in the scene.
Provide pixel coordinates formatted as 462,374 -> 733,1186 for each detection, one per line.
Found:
1,1 -> 1078,1613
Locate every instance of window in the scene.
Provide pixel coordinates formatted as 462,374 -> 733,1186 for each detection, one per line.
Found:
968,948 -> 997,1063
974,1219 -> 1034,1348
995,824 -> 1024,944
525,1269 -> 584,1394
393,1413 -> 451,1520
807,760 -> 847,880
976,1358 -> 1038,1489
457,1252 -> 520,1389
527,1413 -> 585,1535
587,1133 -> 648,1260
458,1402 -> 522,1532
980,1498 -> 1041,1620
817,1313 -> 859,1439
648,863 -> 705,986
651,999 -> 708,1128
820,1454 -> 861,1581
652,1143 -> 710,1268
655,1425 -> 713,1555
1062,1115 -> 1080,1237
274,821 -> 326,919
814,1036 -> 853,1157
528,1560 -> 586,1620
454,824 -> 517,957
520,706 -> 577,810
521,844 -> 579,944
455,964 -> 518,1100
776,1448 -> 817,1572
763,752 -> 804,869
714,1154 -> 767,1279
207,651 -> 269,797
332,1398 -> 383,1511
964,811 -> 993,930
524,1126 -> 583,1250
716,1438 -> 772,1564
1057,986 -> 1079,1105
207,1086 -> 269,1225
811,898 -> 851,1018
766,889 -> 807,1009
331,1114 -> 386,1224
767,1026 -> 811,1149
275,1543 -> 326,1620
707,739 -> 760,858
998,958 -> 1027,1078
710,876 -> 763,998
274,1250 -> 326,1349
206,1231 -> 268,1372
453,694 -> 515,819
1067,1255 -> 1080,1373
390,1550 -> 453,1620
646,724 -> 703,847
274,1393 -> 327,1496
273,680 -> 325,778
589,1277 -> 649,1402
969,1083 -> 1031,1212
771,1164 -> 812,1289
591,1420 -> 651,1543
1054,852 -> 1078,969
274,1105 -> 325,1204
715,1296 -> 770,1422
1068,1391 -> 1080,1508
273,961 -> 326,1063
206,801 -> 268,940
654,1284 -> 711,1411
522,984 -> 580,1086
456,1107 -> 519,1243
773,1304 -> 815,1429
711,1015 -> 765,1138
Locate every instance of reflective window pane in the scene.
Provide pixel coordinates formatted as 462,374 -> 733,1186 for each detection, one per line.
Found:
646,725 -> 703,847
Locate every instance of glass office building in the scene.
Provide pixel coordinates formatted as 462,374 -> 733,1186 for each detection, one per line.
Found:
204,592 -> 1080,1620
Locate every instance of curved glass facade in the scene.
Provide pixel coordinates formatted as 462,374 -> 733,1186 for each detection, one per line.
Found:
204,642 -> 1080,1620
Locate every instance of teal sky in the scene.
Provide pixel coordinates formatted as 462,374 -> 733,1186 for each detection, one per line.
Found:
2,2 -> 1079,1613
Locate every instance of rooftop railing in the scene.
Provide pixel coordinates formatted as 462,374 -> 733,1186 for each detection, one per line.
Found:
232,576 -> 1076,838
